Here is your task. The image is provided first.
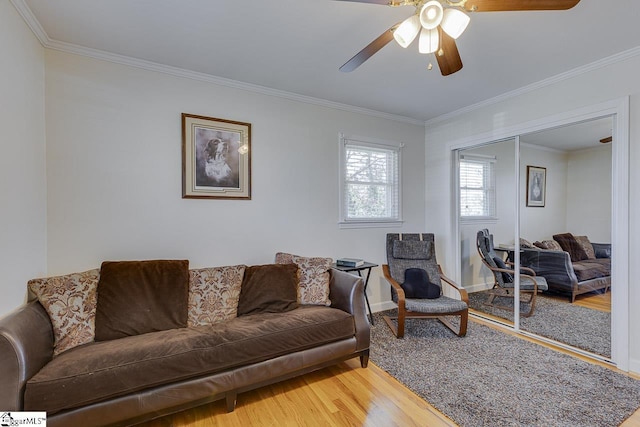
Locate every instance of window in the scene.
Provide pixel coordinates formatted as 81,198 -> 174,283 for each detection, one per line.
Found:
459,154 -> 496,220
339,134 -> 402,227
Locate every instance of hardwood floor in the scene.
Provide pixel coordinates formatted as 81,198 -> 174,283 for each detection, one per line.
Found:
138,359 -> 455,427
140,291 -> 639,427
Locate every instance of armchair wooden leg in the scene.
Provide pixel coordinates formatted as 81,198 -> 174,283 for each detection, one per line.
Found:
383,315 -> 405,338
438,312 -> 468,337
520,291 -> 537,318
458,311 -> 468,337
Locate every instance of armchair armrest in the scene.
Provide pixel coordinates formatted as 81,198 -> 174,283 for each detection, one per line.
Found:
381,264 -> 406,310
592,243 -> 611,259
382,265 -> 467,304
0,301 -> 54,410
329,268 -> 370,352
503,260 -> 537,276
438,265 -> 468,304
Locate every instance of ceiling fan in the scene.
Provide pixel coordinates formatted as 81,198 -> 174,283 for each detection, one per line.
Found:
338,0 -> 581,76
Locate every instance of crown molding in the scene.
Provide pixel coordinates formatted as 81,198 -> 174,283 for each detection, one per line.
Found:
10,0 -> 424,127
520,142 -> 566,154
425,46 -> 640,127
10,0 -> 50,44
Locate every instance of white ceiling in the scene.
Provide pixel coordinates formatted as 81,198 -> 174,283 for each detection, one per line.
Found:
19,0 -> 640,123
520,117 -> 613,152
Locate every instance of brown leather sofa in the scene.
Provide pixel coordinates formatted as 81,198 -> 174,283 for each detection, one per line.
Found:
0,268 -> 370,427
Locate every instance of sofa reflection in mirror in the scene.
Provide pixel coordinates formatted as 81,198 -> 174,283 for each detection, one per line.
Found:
520,233 -> 611,302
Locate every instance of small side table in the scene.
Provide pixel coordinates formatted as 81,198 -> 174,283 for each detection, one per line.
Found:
332,262 -> 378,325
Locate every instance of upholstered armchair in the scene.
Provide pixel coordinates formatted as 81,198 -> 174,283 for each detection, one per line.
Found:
382,233 -> 468,338
476,229 -> 548,317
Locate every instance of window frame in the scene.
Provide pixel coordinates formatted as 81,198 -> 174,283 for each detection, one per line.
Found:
338,133 -> 403,228
458,153 -> 497,221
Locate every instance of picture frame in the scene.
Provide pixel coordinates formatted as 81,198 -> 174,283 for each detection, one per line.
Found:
526,165 -> 546,207
182,113 -> 251,199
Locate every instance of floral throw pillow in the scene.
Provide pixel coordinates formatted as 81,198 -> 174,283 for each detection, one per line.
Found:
188,265 -> 246,327
534,240 -> 563,251
28,269 -> 100,356
275,252 -> 333,306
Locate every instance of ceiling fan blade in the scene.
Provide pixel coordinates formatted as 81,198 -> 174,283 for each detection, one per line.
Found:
436,27 -> 463,76
600,136 -> 613,144
340,24 -> 399,72
465,0 -> 580,12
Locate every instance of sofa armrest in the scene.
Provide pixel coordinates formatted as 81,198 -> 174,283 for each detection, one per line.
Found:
0,301 -> 54,410
520,248 -> 578,288
329,268 -> 370,352
592,243 -> 611,259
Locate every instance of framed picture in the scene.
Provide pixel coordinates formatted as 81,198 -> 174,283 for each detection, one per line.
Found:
526,165 -> 546,207
182,113 -> 251,199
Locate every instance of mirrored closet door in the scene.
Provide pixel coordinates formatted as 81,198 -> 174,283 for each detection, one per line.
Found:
457,117 -> 613,360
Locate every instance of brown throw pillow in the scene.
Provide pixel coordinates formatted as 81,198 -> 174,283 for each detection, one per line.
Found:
237,264 -> 299,316
553,233 -> 589,262
575,236 -> 596,260
95,260 -> 189,341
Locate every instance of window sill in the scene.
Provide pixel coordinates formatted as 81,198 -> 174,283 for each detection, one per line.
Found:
338,220 -> 404,229
459,217 -> 498,225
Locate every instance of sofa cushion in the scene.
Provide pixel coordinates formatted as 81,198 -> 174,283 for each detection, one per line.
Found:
553,233 -> 589,262
95,260 -> 189,341
188,265 -> 246,327
237,264 -> 299,315
28,269 -> 100,356
23,305 -> 355,415
575,235 -> 596,260
275,252 -> 333,306
573,259 -> 611,282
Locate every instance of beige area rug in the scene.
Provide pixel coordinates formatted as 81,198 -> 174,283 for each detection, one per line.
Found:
370,310 -> 638,427
467,291 -> 610,357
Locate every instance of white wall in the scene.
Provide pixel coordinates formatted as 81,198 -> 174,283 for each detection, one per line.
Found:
565,144 -> 612,242
425,52 -> 640,371
0,2 -> 46,316
44,50 -> 426,311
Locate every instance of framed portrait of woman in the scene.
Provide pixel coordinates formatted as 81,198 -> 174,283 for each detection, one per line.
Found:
526,165 -> 546,207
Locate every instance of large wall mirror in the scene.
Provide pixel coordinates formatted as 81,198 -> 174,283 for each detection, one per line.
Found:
456,116 -> 614,361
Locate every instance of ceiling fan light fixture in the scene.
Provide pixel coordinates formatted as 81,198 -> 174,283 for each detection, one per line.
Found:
418,28 -> 439,54
420,1 -> 444,30
393,14 -> 421,48
441,8 -> 470,39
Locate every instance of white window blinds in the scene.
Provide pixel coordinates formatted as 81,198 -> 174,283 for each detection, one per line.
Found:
459,154 -> 497,219
339,135 -> 402,225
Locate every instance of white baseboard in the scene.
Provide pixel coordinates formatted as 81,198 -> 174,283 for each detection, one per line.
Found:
464,283 -> 493,293
370,300 -> 397,313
